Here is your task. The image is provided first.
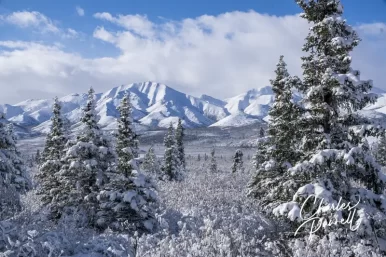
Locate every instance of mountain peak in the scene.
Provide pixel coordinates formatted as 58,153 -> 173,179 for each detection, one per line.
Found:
245,86 -> 273,96
246,88 -> 259,95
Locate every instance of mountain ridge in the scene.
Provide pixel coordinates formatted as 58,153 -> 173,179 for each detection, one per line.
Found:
1,81 -> 386,135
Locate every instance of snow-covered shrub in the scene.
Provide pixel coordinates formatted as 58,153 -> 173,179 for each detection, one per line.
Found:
0,211 -> 136,257
134,159 -> 280,256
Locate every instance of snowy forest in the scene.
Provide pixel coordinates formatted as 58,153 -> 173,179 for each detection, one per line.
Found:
1,0 -> 386,256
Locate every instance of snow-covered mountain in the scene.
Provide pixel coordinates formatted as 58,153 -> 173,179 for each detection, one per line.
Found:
0,82 -> 234,133
224,86 -> 274,117
96,82 -> 229,129
2,81 -> 386,134
210,112 -> 263,128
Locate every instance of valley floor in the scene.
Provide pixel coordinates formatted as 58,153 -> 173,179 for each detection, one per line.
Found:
4,137 -> 275,256
137,156 -> 272,256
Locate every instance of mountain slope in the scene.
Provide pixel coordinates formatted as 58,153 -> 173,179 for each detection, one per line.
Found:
2,82 -> 235,133
210,112 -> 262,128
224,86 -> 274,117
95,82 -> 229,129
2,82 -> 386,134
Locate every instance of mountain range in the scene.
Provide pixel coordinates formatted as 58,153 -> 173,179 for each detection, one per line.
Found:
1,81 -> 386,135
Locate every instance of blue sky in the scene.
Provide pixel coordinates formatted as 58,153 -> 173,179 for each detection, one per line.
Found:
2,0 -> 386,21
2,0 -> 385,30
0,0 -> 385,103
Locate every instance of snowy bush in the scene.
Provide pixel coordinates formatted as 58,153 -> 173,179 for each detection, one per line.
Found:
134,159 -> 280,256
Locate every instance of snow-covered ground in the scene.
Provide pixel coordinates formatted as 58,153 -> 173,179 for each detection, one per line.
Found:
17,123 -> 264,158
5,136 -> 277,257
135,157 -> 273,256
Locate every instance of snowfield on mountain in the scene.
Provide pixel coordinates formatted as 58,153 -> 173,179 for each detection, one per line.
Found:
2,82 -> 386,136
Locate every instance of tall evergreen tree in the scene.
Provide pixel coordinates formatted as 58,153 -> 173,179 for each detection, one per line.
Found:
175,119 -> 186,170
35,149 -> 41,165
259,127 -> 265,138
0,116 -> 30,193
58,88 -> 115,225
116,93 -> 139,176
376,132 -> 386,166
249,56 -> 303,200
97,93 -> 157,231
252,138 -> 268,170
62,116 -> 72,139
162,123 -> 181,181
5,123 -> 16,143
266,56 -> 303,165
231,149 -> 243,173
209,147 -> 217,173
142,145 -> 160,174
0,114 -> 30,218
36,97 -> 68,217
250,0 -> 386,254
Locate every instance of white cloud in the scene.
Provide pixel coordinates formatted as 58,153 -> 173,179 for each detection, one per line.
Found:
0,11 -> 385,105
0,11 -> 79,38
93,26 -> 116,43
0,11 -> 79,39
93,12 -> 113,21
65,28 -> 79,38
94,13 -> 154,37
76,6 -> 85,17
88,11 -> 309,98
1,11 -> 59,33
357,22 -> 386,36
0,41 -> 43,49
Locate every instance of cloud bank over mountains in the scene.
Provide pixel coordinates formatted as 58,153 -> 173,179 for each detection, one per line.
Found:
0,9 -> 385,104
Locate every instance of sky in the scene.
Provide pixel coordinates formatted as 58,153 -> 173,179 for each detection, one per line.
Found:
0,0 -> 385,104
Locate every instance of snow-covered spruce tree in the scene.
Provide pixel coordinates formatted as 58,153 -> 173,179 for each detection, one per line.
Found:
251,0 -> 386,255
6,123 -> 16,142
162,123 -> 181,181
252,138 -> 268,170
35,149 -> 41,165
115,93 -> 139,175
375,131 -> 386,166
62,115 -> 72,139
259,127 -> 265,138
249,56 -> 303,200
0,114 -> 30,218
36,97 -> 68,216
97,93 -> 157,231
142,146 -> 160,174
209,147 -> 217,173
266,56 -> 303,165
0,117 -> 30,193
231,149 -> 244,173
197,154 -> 201,162
175,118 -> 186,170
57,88 -> 115,225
